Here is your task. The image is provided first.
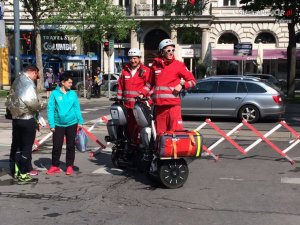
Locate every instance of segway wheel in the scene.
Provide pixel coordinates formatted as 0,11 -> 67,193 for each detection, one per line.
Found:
158,159 -> 189,189
111,149 -> 122,168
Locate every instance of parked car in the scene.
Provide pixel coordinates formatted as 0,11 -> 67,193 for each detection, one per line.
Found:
102,74 -> 119,92
181,76 -> 285,123
243,73 -> 284,91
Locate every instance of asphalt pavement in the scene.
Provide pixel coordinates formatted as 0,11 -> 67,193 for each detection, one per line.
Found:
0,96 -> 300,225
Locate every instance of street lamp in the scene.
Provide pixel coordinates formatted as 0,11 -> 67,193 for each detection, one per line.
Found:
136,26 -> 143,49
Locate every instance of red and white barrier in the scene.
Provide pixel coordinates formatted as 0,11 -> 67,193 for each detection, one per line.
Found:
242,120 -> 295,165
195,118 -> 298,165
280,121 -> 300,154
32,115 -> 110,152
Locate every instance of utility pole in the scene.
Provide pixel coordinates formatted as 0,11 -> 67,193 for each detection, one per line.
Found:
13,0 -> 20,78
108,38 -> 114,98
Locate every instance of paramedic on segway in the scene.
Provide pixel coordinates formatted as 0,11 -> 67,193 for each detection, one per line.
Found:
140,39 -> 196,136
138,39 -> 198,188
113,48 -> 151,165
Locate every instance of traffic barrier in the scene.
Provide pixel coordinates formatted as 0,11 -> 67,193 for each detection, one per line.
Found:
242,120 -> 295,164
32,115 -> 110,152
280,121 -> 300,154
194,119 -> 246,161
194,118 -> 298,165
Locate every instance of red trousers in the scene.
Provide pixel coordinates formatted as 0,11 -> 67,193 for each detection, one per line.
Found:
155,105 -> 184,135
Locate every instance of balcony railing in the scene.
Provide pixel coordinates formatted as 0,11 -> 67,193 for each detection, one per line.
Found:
135,4 -> 165,16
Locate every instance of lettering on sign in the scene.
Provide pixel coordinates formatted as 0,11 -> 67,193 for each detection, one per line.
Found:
43,42 -> 77,51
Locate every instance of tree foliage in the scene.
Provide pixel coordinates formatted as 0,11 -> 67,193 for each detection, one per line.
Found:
45,0 -> 136,43
11,0 -> 59,90
159,0 -> 209,28
11,0 -> 135,90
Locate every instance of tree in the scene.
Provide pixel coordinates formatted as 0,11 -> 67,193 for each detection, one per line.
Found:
13,0 -> 135,91
45,0 -> 135,53
10,0 -> 59,91
159,0 -> 209,28
239,0 -> 300,97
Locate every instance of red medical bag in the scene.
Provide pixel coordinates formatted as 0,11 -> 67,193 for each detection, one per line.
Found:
156,130 -> 202,158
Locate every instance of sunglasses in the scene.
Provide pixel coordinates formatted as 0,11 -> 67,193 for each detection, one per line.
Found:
165,49 -> 175,53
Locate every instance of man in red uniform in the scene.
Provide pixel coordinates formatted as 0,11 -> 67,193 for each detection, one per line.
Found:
140,39 -> 196,134
117,48 -> 151,144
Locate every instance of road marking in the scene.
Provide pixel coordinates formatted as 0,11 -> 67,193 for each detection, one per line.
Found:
281,177 -> 300,184
81,111 -> 89,114
92,167 -> 123,175
85,108 -> 100,111
219,177 -> 244,181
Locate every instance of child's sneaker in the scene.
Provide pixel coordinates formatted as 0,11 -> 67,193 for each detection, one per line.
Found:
66,166 -> 73,175
17,174 -> 38,185
46,166 -> 61,175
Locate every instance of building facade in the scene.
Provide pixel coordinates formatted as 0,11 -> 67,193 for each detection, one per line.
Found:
2,0 -> 300,80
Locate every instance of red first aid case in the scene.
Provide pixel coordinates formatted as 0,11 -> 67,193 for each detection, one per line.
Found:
156,130 -> 203,158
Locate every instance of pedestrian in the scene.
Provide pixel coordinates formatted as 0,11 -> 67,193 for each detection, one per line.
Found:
45,68 -> 54,99
56,66 -> 64,85
46,73 -> 84,176
5,65 -> 45,184
95,67 -> 103,97
140,39 -> 196,134
117,48 -> 151,149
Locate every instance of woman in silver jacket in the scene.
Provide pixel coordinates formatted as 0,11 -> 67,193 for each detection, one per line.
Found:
5,65 -> 45,184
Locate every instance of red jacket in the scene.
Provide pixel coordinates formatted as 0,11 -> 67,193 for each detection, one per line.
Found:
141,57 -> 196,106
117,63 -> 151,108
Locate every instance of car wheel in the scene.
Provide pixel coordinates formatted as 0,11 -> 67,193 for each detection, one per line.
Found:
238,105 -> 260,123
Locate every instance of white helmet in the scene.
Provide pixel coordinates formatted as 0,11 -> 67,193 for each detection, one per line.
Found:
128,48 -> 142,57
158,39 -> 175,51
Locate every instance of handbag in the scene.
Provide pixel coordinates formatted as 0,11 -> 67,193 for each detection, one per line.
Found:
75,128 -> 88,152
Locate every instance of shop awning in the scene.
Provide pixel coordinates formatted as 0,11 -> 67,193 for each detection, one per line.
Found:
212,49 -> 300,61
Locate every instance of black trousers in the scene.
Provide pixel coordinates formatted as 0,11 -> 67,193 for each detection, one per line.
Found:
10,118 -> 37,174
52,124 -> 77,167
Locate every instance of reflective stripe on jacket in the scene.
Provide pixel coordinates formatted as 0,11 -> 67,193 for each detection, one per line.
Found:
142,57 -> 196,106
117,63 -> 151,108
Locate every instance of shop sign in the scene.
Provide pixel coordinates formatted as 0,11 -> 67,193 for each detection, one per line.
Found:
42,35 -> 78,52
181,48 -> 201,57
234,43 -> 252,56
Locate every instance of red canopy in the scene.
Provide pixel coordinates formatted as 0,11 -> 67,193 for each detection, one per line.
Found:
212,49 -> 300,61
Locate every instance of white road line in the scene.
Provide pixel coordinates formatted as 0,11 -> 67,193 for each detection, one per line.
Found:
81,111 -> 89,114
281,177 -> 300,184
219,177 -> 244,181
85,108 -> 100,111
92,167 -> 123,175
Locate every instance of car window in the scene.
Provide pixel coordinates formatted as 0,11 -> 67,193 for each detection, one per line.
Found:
245,82 -> 267,93
188,81 -> 217,93
217,81 -> 237,93
237,82 -> 247,93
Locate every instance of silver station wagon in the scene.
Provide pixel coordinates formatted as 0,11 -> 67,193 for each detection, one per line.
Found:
181,76 -> 285,123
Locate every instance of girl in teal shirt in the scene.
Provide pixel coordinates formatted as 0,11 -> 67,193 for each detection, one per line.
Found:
47,74 -> 84,176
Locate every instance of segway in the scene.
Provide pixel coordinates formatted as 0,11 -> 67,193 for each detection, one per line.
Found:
133,97 -> 203,189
